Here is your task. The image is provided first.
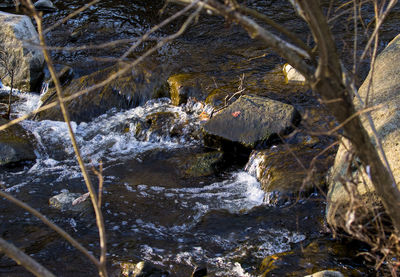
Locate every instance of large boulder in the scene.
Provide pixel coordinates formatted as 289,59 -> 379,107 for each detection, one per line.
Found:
202,94 -> 300,153
0,118 -> 36,165
36,64 -> 168,123
0,11 -> 44,92
326,34 -> 400,227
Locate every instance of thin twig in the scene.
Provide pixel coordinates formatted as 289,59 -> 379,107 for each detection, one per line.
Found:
0,190 -> 100,267
24,0 -> 109,275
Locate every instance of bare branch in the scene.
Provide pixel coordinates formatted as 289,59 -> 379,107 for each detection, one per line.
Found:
0,189 -> 100,268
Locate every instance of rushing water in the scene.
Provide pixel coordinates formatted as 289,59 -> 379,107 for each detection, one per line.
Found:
0,89 -> 321,276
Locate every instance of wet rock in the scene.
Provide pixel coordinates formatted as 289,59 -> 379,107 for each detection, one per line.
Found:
0,0 -> 15,9
245,143 -> 335,203
36,64 -> 167,123
49,191 -> 90,212
169,151 -> 224,178
326,34 -> 400,228
0,11 -> 44,92
34,0 -> 57,12
135,111 -> 180,142
258,237 -> 372,276
133,106 -> 202,143
45,66 -> 74,91
203,95 -> 300,153
304,270 -> 344,277
120,261 -> 169,277
167,73 -> 214,106
0,118 -> 36,165
283,63 -> 305,84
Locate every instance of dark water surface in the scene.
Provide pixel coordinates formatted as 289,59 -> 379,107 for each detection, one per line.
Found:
1,0 -> 400,276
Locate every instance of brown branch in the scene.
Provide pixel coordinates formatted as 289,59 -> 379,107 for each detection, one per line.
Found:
204,0 -> 315,80
0,237 -> 56,277
20,0 -> 109,275
236,4 -> 313,59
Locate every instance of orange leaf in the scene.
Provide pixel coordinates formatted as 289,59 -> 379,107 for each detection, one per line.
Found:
232,111 -> 241,117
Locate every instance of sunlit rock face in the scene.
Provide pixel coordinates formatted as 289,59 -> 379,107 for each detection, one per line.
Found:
0,11 -> 44,92
327,34 -> 400,227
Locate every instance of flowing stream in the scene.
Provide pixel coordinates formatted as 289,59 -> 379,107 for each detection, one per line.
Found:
1,0 -> 399,275
0,89 -> 317,276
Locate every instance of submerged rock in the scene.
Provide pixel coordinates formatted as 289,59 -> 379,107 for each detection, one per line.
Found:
0,11 -> 44,92
203,94 -> 300,153
36,64 -> 167,123
49,191 -> 90,212
169,151 -> 224,178
326,34 -> 400,229
0,118 -> 36,166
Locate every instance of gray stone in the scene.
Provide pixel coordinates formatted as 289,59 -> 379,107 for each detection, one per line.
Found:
203,94 -> 299,151
49,191 -> 90,212
304,270 -> 344,277
34,0 -> 57,12
0,118 -> 36,165
0,11 -> 44,92
327,34 -> 400,226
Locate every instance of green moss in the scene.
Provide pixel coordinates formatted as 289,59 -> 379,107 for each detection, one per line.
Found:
167,73 -> 196,106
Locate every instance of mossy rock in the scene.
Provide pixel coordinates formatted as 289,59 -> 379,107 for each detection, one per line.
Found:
36,63 -> 168,123
0,118 -> 36,165
247,143 -> 336,201
167,73 -> 214,106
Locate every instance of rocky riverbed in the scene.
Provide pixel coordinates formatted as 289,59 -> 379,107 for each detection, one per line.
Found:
1,0 -> 400,276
